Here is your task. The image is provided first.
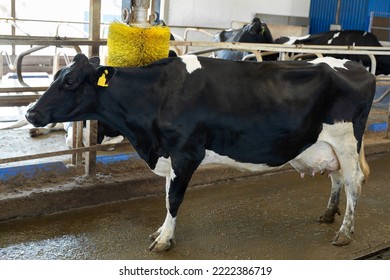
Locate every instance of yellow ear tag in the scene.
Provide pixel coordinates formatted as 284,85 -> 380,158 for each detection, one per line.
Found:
97,70 -> 109,87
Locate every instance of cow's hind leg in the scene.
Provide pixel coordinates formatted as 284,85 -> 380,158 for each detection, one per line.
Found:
333,147 -> 365,245
319,122 -> 364,246
332,160 -> 363,246
318,171 -> 343,223
318,123 -> 365,246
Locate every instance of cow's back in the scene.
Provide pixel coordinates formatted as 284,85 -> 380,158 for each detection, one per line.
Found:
157,57 -> 374,165
295,30 -> 381,46
166,57 -> 374,120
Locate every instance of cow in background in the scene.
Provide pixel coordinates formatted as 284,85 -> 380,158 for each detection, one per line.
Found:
0,106 -> 124,149
64,121 -> 124,149
213,17 -> 274,61
275,30 -> 390,75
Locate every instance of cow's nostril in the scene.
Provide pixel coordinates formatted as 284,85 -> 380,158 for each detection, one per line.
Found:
26,111 -> 35,121
25,110 -> 41,126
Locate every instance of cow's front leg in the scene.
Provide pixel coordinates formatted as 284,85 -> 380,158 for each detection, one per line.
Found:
149,211 -> 176,251
318,171 -> 343,223
149,177 -> 176,251
149,158 -> 199,252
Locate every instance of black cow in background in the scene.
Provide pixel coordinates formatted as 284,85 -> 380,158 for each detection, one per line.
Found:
275,30 -> 390,75
213,17 -> 274,61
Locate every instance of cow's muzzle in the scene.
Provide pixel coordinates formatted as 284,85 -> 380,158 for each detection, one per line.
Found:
25,109 -> 48,127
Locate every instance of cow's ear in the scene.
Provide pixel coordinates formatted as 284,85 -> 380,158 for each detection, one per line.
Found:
89,56 -> 100,66
96,66 -> 116,88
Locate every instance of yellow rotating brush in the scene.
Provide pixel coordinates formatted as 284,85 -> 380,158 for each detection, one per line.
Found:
107,22 -> 171,67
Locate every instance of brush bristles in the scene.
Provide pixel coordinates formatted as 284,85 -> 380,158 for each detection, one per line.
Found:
107,22 -> 171,67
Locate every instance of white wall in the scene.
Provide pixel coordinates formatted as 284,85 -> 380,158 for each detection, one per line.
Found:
164,0 -> 311,28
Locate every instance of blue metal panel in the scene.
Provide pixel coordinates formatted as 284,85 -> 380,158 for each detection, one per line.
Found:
339,0 -> 368,31
309,0 -> 390,34
368,0 -> 390,14
309,0 -> 338,34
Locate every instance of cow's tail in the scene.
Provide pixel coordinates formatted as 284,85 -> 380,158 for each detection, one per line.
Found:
359,138 -> 370,184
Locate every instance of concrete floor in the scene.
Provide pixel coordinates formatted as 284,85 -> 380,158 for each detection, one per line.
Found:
0,154 -> 389,260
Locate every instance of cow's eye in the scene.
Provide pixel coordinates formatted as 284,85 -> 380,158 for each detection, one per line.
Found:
66,78 -> 74,85
63,77 -> 77,90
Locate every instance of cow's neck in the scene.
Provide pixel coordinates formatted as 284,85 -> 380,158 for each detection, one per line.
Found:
96,67 -> 164,166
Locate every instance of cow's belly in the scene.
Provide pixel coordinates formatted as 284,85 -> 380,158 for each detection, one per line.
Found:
200,150 -> 276,172
152,142 -> 340,178
152,150 -> 277,178
289,141 -> 340,177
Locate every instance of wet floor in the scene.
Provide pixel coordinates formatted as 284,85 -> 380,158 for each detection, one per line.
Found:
0,154 -> 389,260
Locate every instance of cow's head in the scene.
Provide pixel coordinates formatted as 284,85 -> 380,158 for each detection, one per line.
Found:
244,17 -> 265,35
242,17 -> 273,43
26,53 -> 115,127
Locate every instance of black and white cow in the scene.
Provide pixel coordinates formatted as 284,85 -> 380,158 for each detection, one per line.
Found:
26,53 -> 375,251
213,17 -> 274,61
275,30 -> 390,75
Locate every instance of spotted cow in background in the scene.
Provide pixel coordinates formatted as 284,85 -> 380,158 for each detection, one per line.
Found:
213,17 -> 274,61
26,53 -> 375,251
1,110 -> 123,149
275,30 -> 390,75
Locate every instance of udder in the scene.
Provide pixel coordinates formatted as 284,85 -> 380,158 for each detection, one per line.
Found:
289,141 -> 340,178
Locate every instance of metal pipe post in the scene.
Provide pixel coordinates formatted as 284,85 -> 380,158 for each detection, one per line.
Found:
335,0 -> 342,25
89,0 -> 101,57
132,0 -> 151,27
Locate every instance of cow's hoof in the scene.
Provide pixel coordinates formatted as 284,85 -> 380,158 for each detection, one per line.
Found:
332,232 -> 351,246
149,231 -> 160,241
149,240 -> 173,252
29,128 -> 40,137
318,208 -> 339,224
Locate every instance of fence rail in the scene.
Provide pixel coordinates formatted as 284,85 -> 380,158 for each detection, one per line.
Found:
0,142 -> 130,165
